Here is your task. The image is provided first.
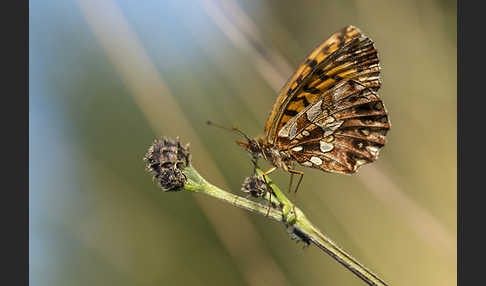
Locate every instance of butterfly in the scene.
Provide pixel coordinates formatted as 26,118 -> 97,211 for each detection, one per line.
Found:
216,25 -> 390,185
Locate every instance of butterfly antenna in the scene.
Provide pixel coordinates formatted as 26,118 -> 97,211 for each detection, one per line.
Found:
206,120 -> 250,141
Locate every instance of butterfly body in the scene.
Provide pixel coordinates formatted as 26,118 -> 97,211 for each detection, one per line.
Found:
237,25 -> 390,175
237,136 -> 293,172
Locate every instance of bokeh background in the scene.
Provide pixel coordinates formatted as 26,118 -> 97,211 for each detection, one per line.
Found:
29,0 -> 456,285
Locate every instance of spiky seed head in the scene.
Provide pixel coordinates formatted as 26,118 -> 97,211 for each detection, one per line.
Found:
241,174 -> 267,198
144,137 -> 191,191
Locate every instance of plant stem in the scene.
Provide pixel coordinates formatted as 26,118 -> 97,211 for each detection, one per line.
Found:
181,165 -> 388,286
182,165 -> 283,222
260,171 -> 388,286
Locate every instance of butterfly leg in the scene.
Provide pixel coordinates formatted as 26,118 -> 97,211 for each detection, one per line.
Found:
263,166 -> 277,176
289,169 -> 304,194
288,169 -> 304,219
288,172 -> 294,194
265,189 -> 273,216
251,158 -> 259,174
262,166 -> 277,216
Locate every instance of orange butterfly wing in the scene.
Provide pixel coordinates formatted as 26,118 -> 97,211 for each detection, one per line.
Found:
264,25 -> 380,143
264,25 -> 389,174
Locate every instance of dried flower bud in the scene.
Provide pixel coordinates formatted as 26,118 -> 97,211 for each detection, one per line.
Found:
157,166 -> 186,191
241,174 -> 267,198
144,137 -> 191,191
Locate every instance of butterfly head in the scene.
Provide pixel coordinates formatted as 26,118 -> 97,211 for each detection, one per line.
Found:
237,135 -> 290,171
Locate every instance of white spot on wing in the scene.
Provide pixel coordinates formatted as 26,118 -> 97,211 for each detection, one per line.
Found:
332,82 -> 352,101
319,141 -> 334,153
289,123 -> 297,139
325,135 -> 334,142
279,116 -> 300,139
306,100 -> 322,121
367,146 -> 379,156
315,118 -> 343,138
278,125 -> 290,137
310,156 -> 323,165
356,159 -> 368,167
292,146 -> 303,152
315,116 -> 336,129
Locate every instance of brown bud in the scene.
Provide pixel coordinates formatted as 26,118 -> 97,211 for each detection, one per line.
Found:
144,137 -> 191,191
241,174 -> 267,198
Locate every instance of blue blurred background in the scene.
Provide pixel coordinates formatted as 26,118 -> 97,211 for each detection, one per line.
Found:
30,0 -> 456,285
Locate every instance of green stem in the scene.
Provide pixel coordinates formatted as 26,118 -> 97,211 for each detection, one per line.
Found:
181,165 -> 388,286
260,171 -> 388,286
183,166 -> 283,222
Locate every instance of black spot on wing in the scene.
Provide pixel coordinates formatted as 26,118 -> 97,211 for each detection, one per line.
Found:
302,85 -> 321,94
306,59 -> 318,68
355,103 -> 373,114
319,74 -> 330,81
315,69 -> 324,76
333,75 -> 343,81
352,139 -> 368,150
291,95 -> 312,108
346,152 -> 357,166
300,95 -> 311,107
284,109 -> 299,116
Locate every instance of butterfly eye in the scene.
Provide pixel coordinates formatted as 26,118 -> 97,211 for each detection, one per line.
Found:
249,140 -> 261,152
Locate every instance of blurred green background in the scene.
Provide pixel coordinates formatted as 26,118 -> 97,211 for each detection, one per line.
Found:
29,0 -> 456,285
